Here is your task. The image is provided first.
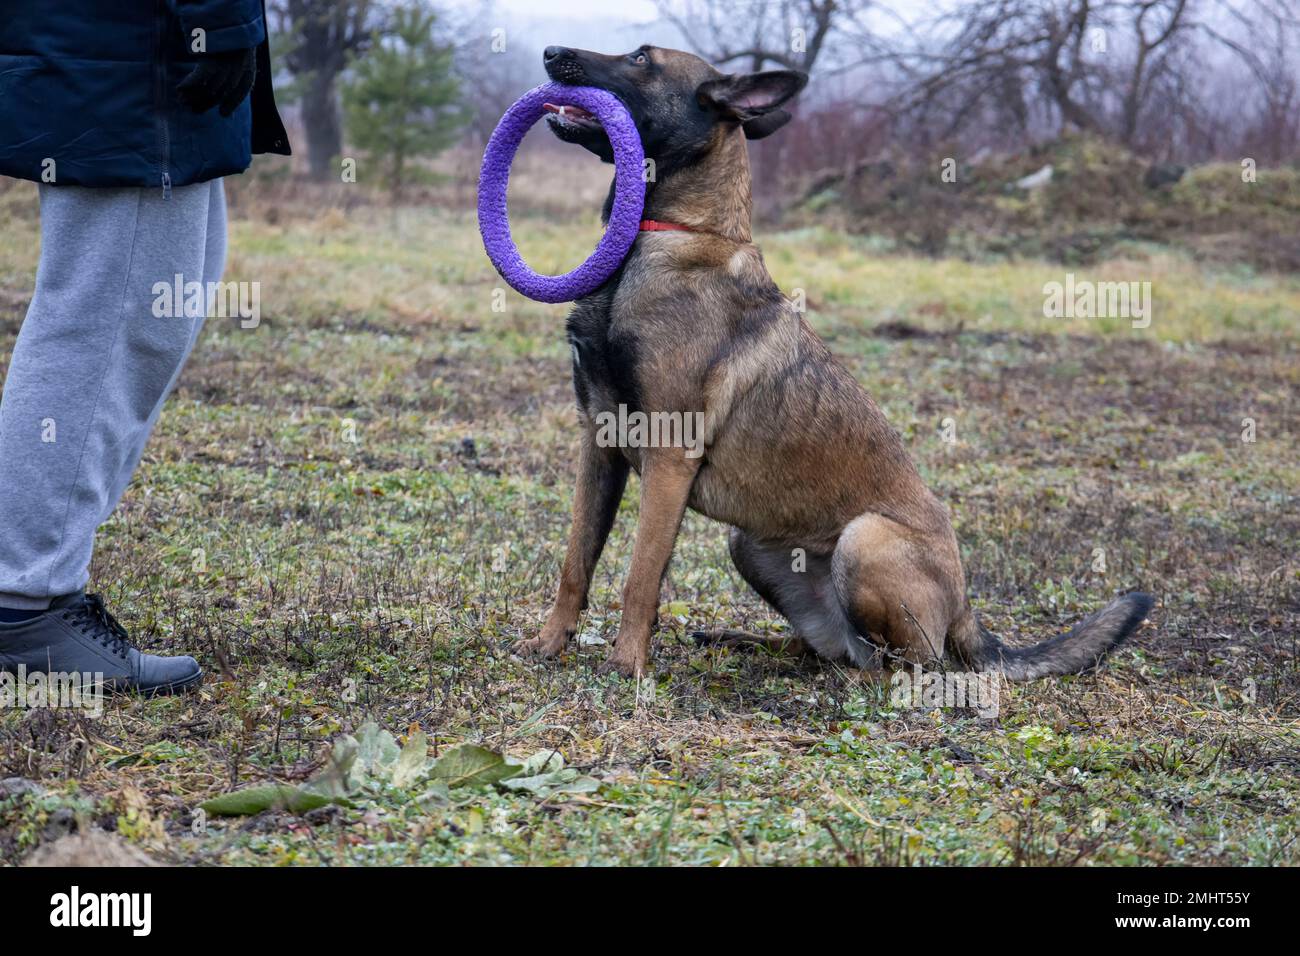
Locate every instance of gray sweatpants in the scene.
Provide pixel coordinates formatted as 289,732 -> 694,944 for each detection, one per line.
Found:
0,180 -> 226,608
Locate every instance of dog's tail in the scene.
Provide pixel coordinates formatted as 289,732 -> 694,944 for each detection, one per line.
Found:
947,593 -> 1153,681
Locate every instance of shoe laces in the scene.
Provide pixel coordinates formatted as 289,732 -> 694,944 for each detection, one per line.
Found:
64,593 -> 132,658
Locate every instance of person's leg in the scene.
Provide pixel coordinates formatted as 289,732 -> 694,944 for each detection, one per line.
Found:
99,178 -> 226,520
0,182 -> 213,609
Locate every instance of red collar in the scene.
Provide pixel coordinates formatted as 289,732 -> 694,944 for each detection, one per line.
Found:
639,219 -> 695,232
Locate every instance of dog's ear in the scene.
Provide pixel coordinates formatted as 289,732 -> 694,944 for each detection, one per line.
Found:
742,108 -> 793,139
697,70 -> 808,124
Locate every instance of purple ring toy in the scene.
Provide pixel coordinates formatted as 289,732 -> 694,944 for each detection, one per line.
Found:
477,83 -> 645,304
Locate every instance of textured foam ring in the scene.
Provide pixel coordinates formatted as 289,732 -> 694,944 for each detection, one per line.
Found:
477,83 -> 645,304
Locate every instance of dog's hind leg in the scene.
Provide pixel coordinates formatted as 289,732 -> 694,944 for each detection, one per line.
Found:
727,528 -> 882,668
515,432 -> 629,659
830,513 -> 960,668
692,628 -> 810,657
830,512 -> 1151,680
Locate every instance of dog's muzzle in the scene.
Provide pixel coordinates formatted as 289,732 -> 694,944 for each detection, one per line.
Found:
543,46 -> 586,85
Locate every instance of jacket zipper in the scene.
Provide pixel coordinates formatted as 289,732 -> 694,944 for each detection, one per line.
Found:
155,0 -> 171,199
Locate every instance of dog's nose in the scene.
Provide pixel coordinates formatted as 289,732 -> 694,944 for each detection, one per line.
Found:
543,46 -> 570,63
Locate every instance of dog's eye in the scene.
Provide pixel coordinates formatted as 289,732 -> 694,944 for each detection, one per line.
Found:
631,52 -> 647,65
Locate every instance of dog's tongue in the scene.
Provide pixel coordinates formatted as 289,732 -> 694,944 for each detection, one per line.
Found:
543,102 -> 596,121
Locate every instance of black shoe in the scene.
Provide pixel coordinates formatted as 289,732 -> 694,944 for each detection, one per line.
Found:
0,592 -> 202,697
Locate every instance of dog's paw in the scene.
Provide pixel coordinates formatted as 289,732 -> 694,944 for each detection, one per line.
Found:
512,626 -> 571,660
598,644 -> 648,679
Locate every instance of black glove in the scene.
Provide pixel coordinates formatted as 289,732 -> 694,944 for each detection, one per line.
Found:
177,46 -> 257,117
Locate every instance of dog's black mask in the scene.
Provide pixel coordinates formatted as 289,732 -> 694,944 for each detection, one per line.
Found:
542,45 -> 807,177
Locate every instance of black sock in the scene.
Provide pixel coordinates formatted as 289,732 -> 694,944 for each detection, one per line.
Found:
0,606 -> 45,623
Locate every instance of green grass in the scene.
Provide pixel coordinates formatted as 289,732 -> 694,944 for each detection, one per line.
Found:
1,186 -> 1297,866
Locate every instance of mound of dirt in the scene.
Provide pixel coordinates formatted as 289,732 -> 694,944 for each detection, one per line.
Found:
794,134 -> 1300,271
23,830 -> 157,868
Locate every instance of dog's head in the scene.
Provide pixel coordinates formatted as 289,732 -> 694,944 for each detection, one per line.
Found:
542,45 -> 807,173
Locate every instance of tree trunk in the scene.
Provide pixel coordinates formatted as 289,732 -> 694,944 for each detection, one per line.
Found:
302,70 -> 342,182
1119,48 -> 1149,148
390,148 -> 405,200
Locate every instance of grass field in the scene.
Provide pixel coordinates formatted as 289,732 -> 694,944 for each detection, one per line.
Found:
1,181 -> 1298,866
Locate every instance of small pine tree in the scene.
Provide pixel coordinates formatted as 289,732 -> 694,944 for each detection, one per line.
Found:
341,3 -> 466,197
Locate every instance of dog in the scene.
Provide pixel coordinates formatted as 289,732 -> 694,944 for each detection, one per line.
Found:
514,44 -> 1153,678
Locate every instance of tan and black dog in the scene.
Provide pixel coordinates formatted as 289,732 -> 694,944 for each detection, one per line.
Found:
515,44 -> 1153,678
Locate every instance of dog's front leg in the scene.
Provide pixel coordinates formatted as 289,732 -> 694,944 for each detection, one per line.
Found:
601,450 -> 701,678
515,429 -> 629,659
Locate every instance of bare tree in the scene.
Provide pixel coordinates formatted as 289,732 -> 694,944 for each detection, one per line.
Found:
889,0 -> 1299,152
1118,0 -> 1190,143
654,0 -> 889,74
449,2 -> 540,144
270,0 -> 385,181
1251,10 -> 1300,162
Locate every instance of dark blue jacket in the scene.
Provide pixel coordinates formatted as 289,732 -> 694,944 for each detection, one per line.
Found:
0,0 -> 289,190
